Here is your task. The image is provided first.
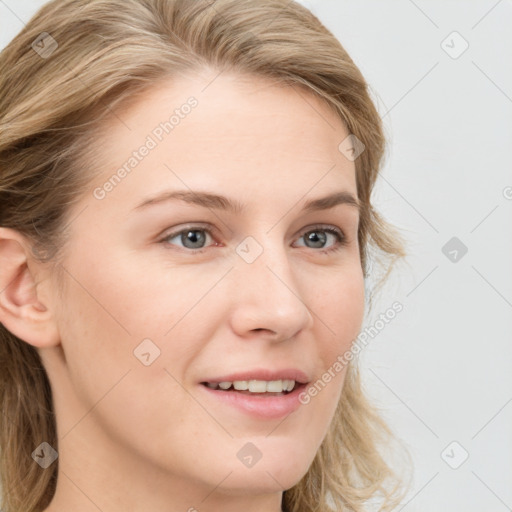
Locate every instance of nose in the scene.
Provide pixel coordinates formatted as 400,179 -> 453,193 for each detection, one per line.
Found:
228,239 -> 314,342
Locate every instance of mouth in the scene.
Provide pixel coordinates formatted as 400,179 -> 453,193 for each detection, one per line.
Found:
198,377 -> 309,419
200,379 -> 302,396
198,368 -> 311,419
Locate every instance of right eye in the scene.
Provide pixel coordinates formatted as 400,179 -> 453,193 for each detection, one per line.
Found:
160,225 -> 218,253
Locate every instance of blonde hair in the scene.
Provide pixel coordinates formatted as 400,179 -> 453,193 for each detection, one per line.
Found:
0,0 -> 410,511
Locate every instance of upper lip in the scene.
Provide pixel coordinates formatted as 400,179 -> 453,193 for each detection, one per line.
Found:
201,368 -> 310,385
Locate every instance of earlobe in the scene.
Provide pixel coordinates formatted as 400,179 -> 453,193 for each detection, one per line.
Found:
0,227 -> 60,348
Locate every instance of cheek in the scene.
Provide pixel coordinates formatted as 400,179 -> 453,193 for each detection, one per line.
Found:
313,265 -> 365,354
54,278 -> 134,414
54,245 -> 219,410
53,260 -> 160,408
303,265 -> 364,413
54,264 -> 204,465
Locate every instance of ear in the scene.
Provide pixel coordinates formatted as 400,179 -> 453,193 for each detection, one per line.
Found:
0,227 -> 60,348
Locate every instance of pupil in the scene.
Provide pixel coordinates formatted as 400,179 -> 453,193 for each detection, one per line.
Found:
183,230 -> 206,249
306,231 -> 326,248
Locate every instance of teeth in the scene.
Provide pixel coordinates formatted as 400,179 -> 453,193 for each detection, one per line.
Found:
248,380 -> 267,392
206,379 -> 296,393
266,380 -> 284,392
284,379 -> 295,392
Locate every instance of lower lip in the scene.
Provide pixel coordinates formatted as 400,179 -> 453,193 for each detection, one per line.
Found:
199,383 -> 308,420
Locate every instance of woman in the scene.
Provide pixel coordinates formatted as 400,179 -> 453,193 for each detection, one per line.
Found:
0,0 -> 409,511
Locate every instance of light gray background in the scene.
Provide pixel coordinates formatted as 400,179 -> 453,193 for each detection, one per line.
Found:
1,1 -> 511,511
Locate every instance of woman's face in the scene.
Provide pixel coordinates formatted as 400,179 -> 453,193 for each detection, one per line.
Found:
40,71 -> 365,508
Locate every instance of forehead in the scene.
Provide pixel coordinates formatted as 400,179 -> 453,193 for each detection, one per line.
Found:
86,71 -> 357,214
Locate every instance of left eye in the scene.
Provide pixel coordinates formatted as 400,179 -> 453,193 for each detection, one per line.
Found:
163,228 -> 215,251
161,226 -> 345,252
294,227 -> 344,250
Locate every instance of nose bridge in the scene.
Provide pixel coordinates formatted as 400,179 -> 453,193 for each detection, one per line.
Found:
236,232 -> 294,292
229,233 -> 313,339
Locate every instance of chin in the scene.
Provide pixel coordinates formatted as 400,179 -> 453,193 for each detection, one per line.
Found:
214,468 -> 306,496
209,450 -> 313,494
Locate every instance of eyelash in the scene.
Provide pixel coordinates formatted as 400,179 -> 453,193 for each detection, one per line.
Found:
159,224 -> 348,255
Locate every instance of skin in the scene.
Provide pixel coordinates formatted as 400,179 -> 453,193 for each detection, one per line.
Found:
0,70 -> 364,512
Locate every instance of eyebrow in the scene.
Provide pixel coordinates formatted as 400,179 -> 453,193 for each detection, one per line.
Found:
132,189 -> 360,214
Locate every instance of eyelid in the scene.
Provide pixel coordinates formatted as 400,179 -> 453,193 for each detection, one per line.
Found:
159,223 -> 218,250
160,222 -> 217,238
